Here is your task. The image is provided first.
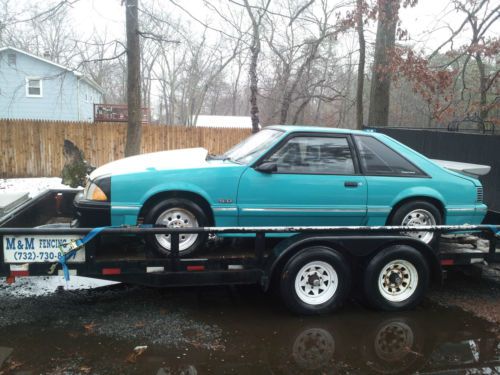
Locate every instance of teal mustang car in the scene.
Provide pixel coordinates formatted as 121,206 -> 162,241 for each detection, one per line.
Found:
74,126 -> 487,255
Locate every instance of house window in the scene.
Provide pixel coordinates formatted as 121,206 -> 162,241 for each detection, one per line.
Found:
7,53 -> 16,66
26,77 -> 43,97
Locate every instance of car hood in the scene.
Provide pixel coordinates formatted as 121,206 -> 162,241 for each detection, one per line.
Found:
89,148 -> 209,179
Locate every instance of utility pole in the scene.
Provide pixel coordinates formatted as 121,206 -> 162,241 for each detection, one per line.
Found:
124,0 -> 142,157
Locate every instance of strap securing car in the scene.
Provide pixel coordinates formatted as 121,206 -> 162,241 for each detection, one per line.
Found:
48,224 -> 157,280
487,225 -> 500,236
49,226 -> 108,281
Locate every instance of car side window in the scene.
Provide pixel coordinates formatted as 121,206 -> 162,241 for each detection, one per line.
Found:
264,136 -> 355,174
355,135 -> 424,176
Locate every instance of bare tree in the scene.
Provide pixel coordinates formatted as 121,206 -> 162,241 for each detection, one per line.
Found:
368,0 -> 400,127
355,0 -> 366,129
243,0 -> 270,133
124,0 -> 142,157
443,0 -> 500,121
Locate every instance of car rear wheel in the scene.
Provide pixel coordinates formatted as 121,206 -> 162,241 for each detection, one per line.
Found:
389,200 -> 441,245
144,198 -> 208,256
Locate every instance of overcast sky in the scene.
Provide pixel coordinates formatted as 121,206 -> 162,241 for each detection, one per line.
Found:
69,0 -> 499,54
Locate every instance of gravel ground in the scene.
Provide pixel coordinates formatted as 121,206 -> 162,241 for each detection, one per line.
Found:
0,283 -> 225,350
428,264 -> 500,327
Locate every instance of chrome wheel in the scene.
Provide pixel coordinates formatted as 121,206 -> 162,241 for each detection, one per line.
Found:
378,259 -> 418,302
155,207 -> 198,252
401,209 -> 436,244
294,261 -> 338,305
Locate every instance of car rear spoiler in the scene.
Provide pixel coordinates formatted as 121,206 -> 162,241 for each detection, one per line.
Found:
432,159 -> 491,177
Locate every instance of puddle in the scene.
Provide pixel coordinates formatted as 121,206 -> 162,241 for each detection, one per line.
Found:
0,284 -> 498,374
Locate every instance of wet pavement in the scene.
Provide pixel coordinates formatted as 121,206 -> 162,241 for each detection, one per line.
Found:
0,281 -> 499,374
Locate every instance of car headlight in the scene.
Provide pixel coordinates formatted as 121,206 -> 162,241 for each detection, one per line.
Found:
84,176 -> 110,201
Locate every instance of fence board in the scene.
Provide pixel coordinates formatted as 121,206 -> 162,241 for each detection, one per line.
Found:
0,120 -> 250,178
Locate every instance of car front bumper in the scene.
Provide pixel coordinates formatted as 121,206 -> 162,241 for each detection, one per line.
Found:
73,191 -> 111,227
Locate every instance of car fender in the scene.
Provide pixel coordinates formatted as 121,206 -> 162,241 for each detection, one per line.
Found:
391,186 -> 446,208
140,182 -> 213,206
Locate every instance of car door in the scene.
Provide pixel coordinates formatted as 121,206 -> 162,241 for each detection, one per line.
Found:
237,133 -> 367,226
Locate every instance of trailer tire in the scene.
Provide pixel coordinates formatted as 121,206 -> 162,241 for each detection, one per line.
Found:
279,247 -> 351,315
144,198 -> 208,256
363,245 -> 429,311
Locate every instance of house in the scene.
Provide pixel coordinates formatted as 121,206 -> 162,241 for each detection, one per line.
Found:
0,46 -> 104,121
194,115 -> 257,129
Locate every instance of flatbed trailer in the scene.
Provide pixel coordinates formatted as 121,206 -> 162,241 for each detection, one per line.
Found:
0,189 -> 499,314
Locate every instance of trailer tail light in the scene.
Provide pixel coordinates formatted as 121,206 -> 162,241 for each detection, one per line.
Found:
10,265 -> 29,277
10,270 -> 29,277
102,268 -> 121,275
441,259 -> 454,266
187,265 -> 205,272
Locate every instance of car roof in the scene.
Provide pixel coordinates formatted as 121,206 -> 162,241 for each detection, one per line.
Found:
266,125 -> 377,136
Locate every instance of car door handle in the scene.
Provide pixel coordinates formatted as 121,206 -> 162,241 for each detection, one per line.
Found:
344,181 -> 360,188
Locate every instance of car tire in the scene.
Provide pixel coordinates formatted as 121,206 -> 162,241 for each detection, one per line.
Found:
144,198 -> 208,257
362,245 -> 430,311
279,247 -> 351,315
389,200 -> 441,246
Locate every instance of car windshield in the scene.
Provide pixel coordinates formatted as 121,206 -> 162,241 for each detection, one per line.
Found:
223,129 -> 284,164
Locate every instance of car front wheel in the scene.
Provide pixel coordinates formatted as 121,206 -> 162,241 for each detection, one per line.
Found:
144,198 -> 208,256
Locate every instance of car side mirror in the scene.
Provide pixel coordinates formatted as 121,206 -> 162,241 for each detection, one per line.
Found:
255,162 -> 277,173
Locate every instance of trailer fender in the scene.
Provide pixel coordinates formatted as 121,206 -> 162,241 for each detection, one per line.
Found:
262,234 -> 441,291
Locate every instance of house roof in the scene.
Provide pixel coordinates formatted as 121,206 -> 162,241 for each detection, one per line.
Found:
194,115 -> 255,129
0,46 -> 104,94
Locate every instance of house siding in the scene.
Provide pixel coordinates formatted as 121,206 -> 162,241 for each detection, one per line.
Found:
0,49 -> 103,121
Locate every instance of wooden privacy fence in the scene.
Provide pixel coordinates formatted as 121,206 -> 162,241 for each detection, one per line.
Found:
0,119 -> 251,178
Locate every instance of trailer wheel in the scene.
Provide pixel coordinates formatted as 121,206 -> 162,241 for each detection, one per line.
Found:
279,247 -> 351,315
144,198 -> 208,256
363,245 -> 429,311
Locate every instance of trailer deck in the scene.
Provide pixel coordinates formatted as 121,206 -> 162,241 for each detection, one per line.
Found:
0,189 -> 499,314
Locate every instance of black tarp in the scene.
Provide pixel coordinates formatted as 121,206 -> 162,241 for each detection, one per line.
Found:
376,128 -> 500,212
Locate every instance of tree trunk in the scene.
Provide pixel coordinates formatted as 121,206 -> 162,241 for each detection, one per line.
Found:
124,0 -> 142,157
367,0 -> 399,127
475,53 -> 488,120
356,0 -> 366,130
244,0 -> 267,133
248,47 -> 260,133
